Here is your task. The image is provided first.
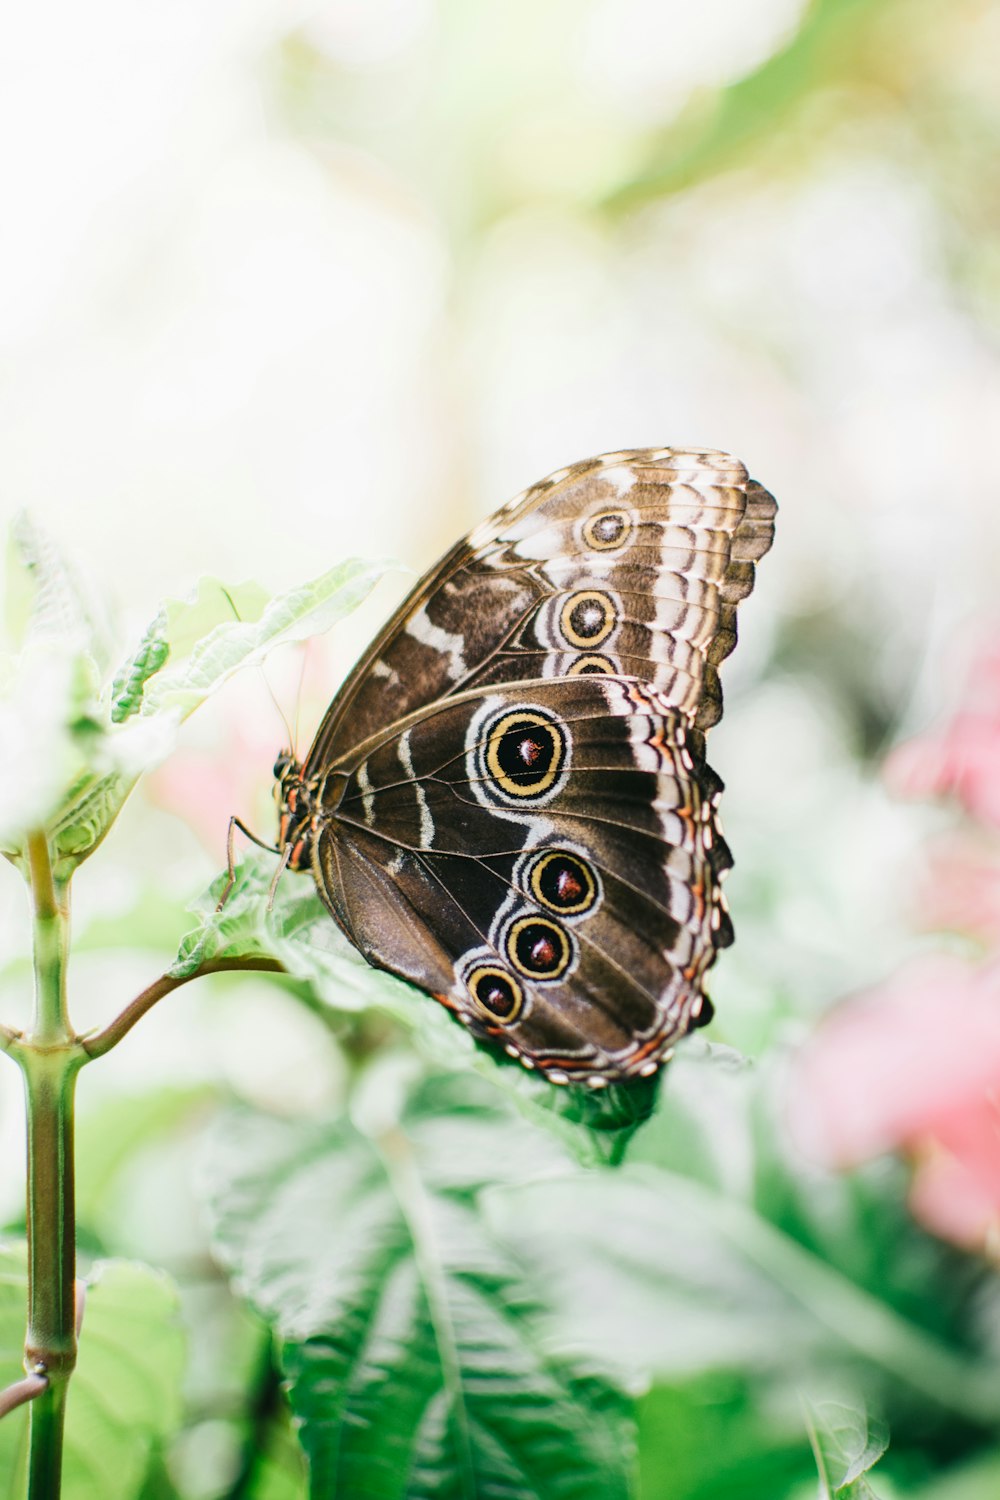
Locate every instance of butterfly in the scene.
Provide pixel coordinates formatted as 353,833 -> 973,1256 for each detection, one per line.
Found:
269,449 -> 775,1087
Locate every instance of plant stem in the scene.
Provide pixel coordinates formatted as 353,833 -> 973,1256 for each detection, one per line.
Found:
26,832 -> 70,1045
25,1372 -> 69,1500
15,830 -> 86,1500
0,1374 -> 47,1420
82,956 -> 285,1059
22,1060 -> 81,1380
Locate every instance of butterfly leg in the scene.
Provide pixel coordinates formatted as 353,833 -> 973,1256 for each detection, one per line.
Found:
217,816 -> 281,910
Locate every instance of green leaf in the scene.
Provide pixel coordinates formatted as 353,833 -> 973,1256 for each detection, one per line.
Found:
5,513 -> 114,667
637,1372 -> 815,1500
74,1086 -> 212,1229
170,855 -> 403,1007
0,518 -> 393,871
802,1394 -> 889,1498
908,1449 -> 1000,1499
489,1050 -> 1000,1426
109,625 -> 170,724
202,1072 -> 636,1500
134,559 -> 393,722
0,1245 -> 186,1499
605,0 -> 888,212
0,643 -> 104,854
417,1013 -> 663,1168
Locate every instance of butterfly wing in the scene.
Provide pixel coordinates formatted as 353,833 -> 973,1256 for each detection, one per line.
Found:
308,676 -> 732,1083
306,448 -> 776,773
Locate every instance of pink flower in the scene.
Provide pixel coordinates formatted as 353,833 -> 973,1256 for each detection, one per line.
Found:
788,956 -> 1000,1250
885,630 -> 1000,829
910,833 -> 1000,945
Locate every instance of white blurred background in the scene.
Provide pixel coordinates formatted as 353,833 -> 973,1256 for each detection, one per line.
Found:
2,0 -> 999,1246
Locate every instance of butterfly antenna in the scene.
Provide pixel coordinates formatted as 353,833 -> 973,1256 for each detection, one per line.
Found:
291,641 -> 309,758
218,585 -> 296,749
260,659 -> 296,751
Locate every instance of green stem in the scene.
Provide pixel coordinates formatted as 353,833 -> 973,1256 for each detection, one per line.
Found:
25,1376 -> 69,1500
14,830 -> 86,1500
26,831 -> 71,1045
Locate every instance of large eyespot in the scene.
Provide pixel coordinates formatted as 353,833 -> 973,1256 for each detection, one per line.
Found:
558,590 -> 617,649
566,653 -> 617,676
581,508 -> 634,552
479,707 -> 570,804
465,964 -> 524,1024
505,915 -> 574,981
527,850 -> 600,917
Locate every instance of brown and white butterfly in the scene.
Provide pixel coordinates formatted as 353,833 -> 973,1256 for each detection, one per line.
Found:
271,448 -> 776,1087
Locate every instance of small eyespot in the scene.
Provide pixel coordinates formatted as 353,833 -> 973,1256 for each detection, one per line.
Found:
581,508 -> 634,552
558,590 -> 616,649
566,653 -> 617,676
527,850 -> 600,917
466,964 -> 524,1023
505,915 -> 573,980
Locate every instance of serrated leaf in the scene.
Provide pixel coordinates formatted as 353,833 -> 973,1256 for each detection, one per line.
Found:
169,861 -> 279,978
0,1245 -> 186,1500
137,559 -> 393,721
6,514 -> 114,667
109,622 -> 170,723
167,857 -> 393,1007
2,544 -> 393,873
202,1074 -> 635,1500
803,1394 -> 889,1498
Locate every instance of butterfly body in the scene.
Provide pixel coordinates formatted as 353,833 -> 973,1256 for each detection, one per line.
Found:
275,449 -> 775,1084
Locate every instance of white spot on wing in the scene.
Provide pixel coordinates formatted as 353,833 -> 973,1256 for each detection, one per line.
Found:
398,729 -> 434,848
601,465 -> 638,495
407,605 -> 467,678
357,762 -> 375,826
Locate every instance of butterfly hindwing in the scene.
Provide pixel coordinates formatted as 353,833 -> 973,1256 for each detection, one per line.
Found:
307,675 -> 731,1082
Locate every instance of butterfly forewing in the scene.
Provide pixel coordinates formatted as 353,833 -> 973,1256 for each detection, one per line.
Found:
304,449 -> 775,773
279,447 -> 775,1082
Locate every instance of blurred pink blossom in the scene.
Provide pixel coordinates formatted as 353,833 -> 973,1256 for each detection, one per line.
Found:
148,640 -> 337,864
885,630 -> 1000,829
910,833 -> 1000,945
789,956 -> 1000,1250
